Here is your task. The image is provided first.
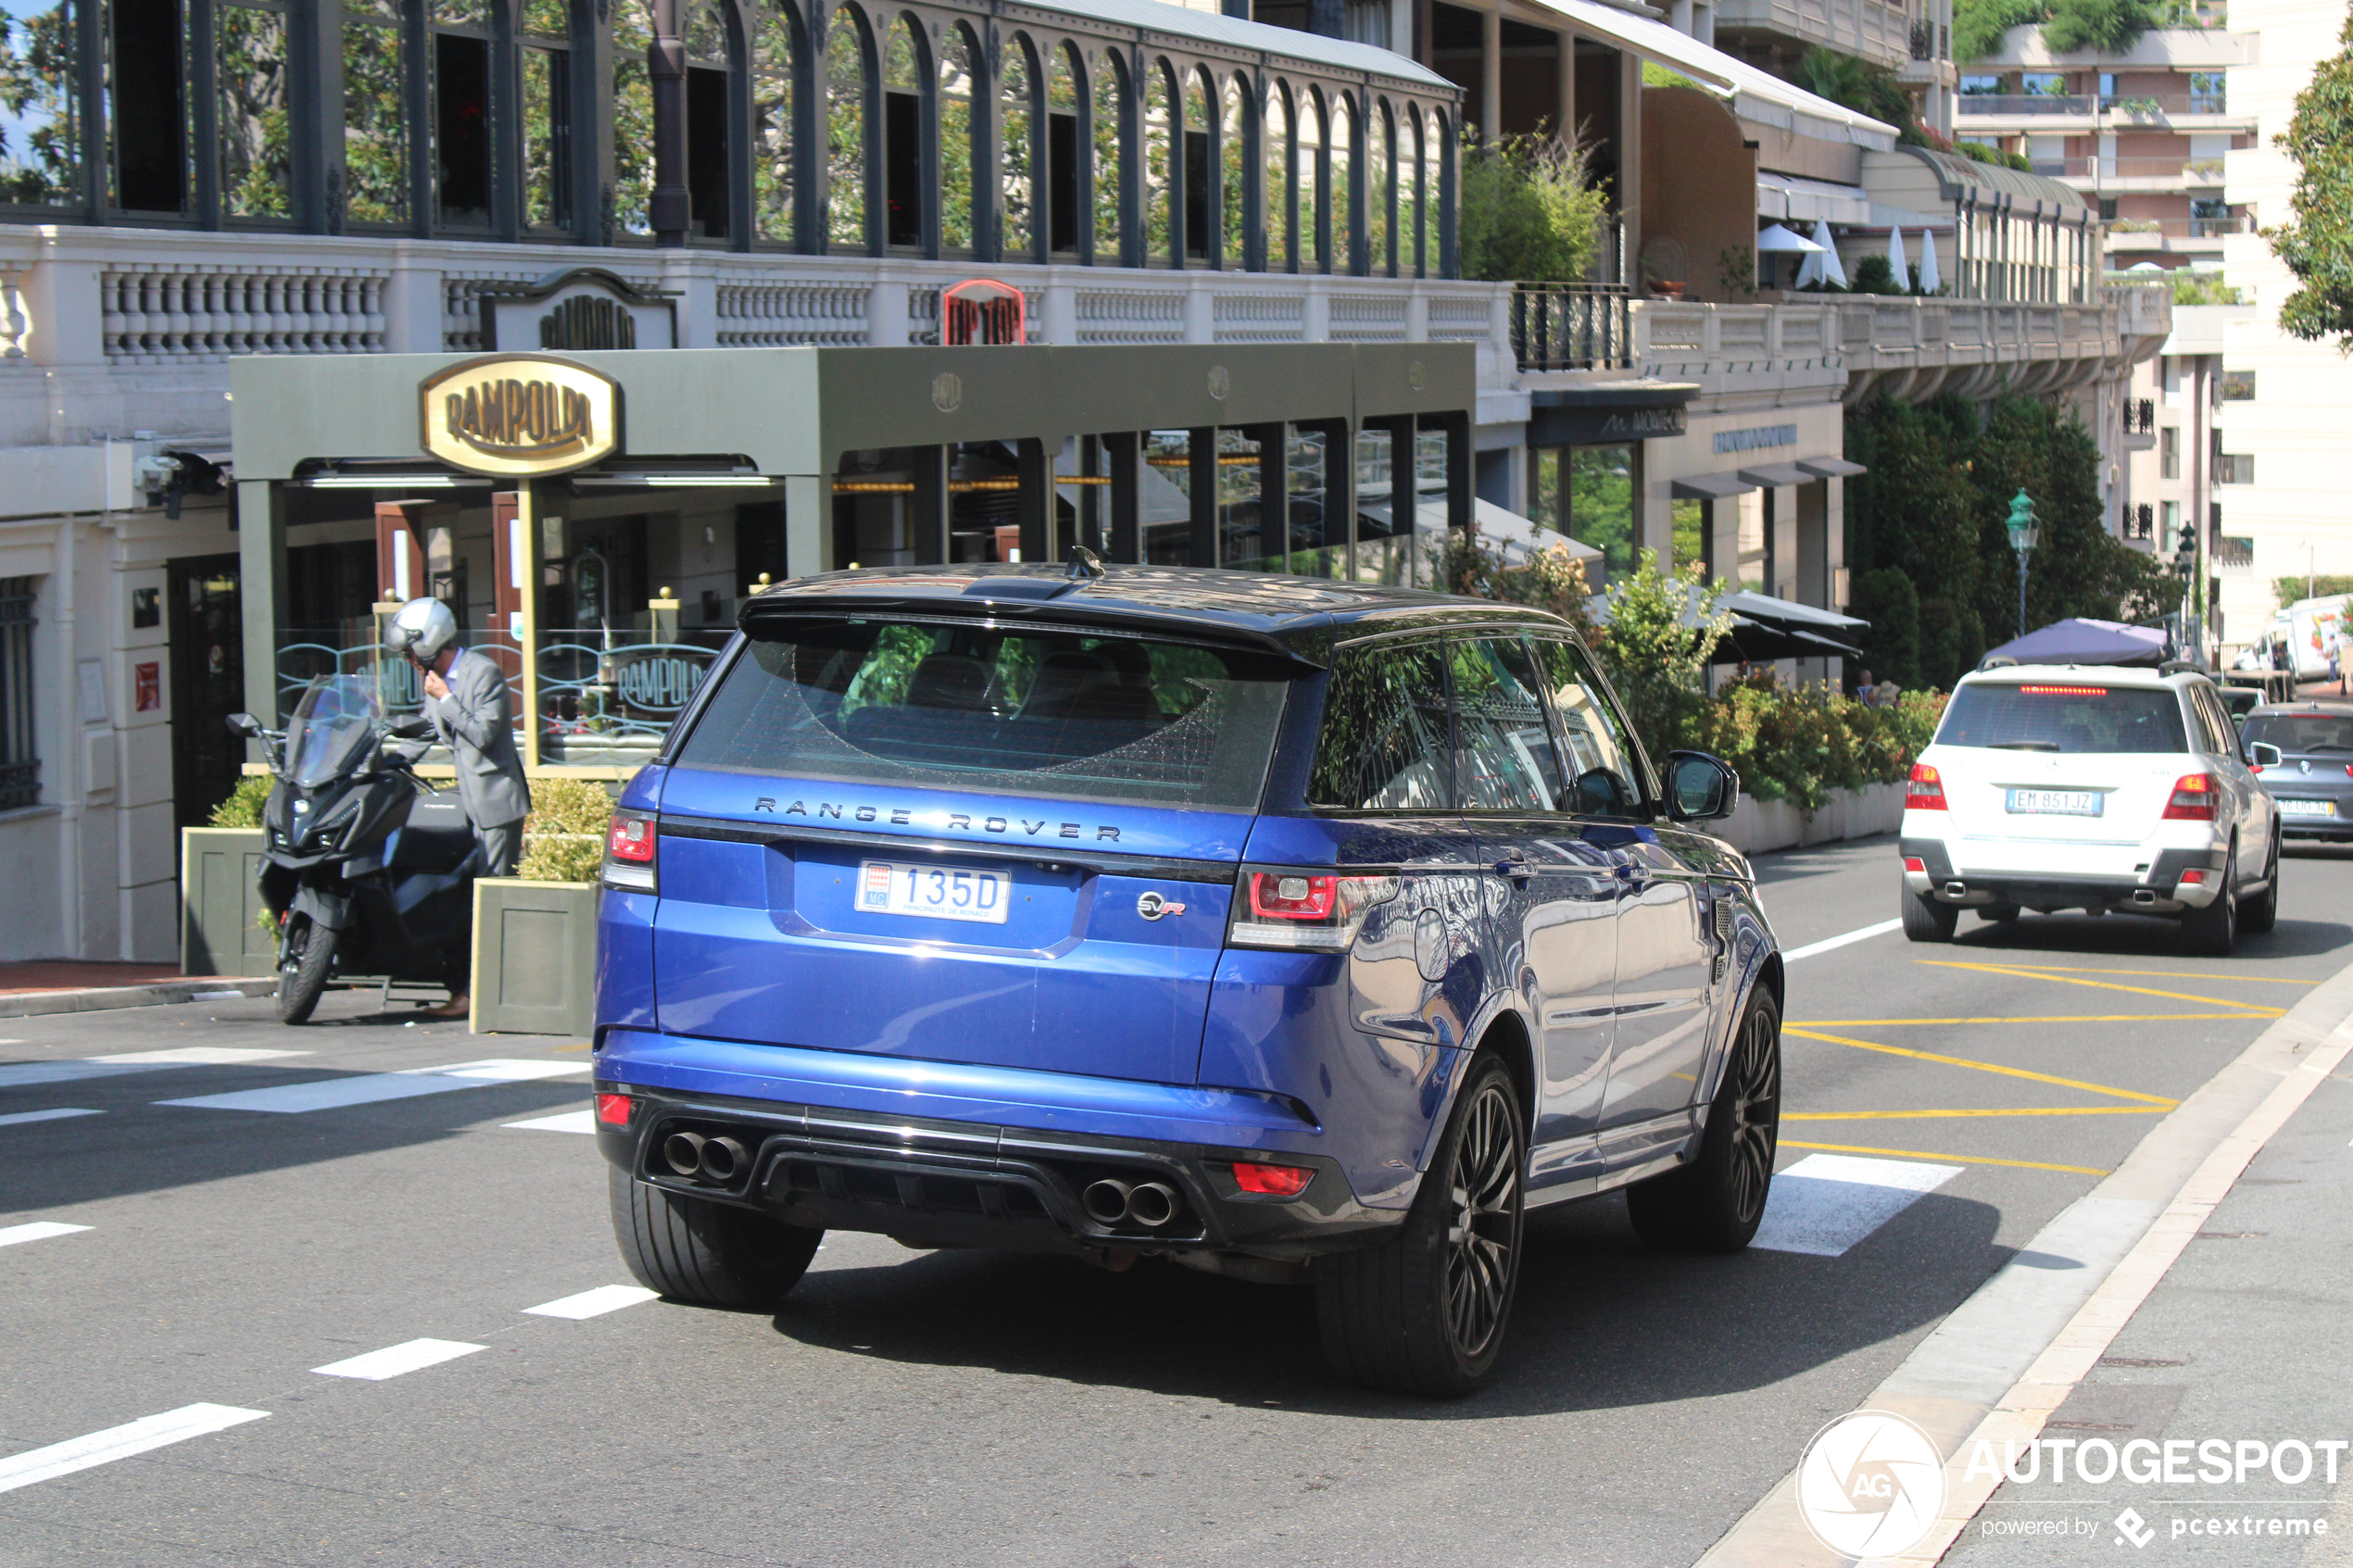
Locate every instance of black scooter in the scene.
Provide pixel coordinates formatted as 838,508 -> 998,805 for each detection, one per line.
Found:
230,674 -> 482,1024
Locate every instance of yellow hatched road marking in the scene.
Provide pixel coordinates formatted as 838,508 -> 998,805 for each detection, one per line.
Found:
1938,963 -> 2318,985
1785,1106 -> 2170,1121
1794,1013 -> 2262,1025
1781,1139 -> 2110,1177
1783,1026 -> 2180,1107
1916,960 -> 2284,1017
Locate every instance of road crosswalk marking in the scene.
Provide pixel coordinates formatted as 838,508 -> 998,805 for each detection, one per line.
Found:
158,1058 -> 588,1114
0,1404 -> 269,1495
1780,919 -> 1902,962
503,1109 -> 597,1134
0,1107 -> 104,1126
0,1047 -> 308,1090
522,1285 -> 659,1319
312,1338 -> 486,1380
0,1221 -> 92,1248
1752,1152 -> 1962,1257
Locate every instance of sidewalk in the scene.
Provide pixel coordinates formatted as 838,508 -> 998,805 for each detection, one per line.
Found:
1942,1042 -> 2353,1564
0,961 -> 276,1018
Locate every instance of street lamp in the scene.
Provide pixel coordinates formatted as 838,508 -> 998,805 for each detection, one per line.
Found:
2005,489 -> 2041,639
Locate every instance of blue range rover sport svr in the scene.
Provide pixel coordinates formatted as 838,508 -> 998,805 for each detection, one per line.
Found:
591,562 -> 1783,1396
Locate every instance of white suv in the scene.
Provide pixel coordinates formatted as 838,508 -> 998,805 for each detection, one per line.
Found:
1900,665 -> 2280,954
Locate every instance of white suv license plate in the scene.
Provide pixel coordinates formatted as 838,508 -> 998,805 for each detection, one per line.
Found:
2279,799 -> 2338,817
2006,788 -> 2103,817
858,859 -> 1013,924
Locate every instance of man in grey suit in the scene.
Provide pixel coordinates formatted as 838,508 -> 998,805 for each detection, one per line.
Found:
386,596 -> 530,1015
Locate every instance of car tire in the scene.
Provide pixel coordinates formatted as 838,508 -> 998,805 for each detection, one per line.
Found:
1315,1052 -> 1526,1398
1901,883 -> 1957,943
2182,844 -> 2238,957
274,914 -> 336,1025
1627,986 -> 1781,1253
609,1167 -> 822,1311
2240,832 -> 2279,935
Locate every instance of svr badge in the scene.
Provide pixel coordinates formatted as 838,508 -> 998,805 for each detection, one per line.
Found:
1137,891 -> 1187,921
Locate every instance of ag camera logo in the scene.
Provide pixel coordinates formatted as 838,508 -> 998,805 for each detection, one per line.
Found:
1795,1410 -> 1947,1559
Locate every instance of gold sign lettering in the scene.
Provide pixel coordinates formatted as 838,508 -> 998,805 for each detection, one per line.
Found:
419,355 -> 621,477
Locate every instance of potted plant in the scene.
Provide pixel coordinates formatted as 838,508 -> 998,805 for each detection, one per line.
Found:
470,777 -> 614,1035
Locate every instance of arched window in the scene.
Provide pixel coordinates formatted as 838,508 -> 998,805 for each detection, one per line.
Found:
1368,97 -> 1392,277
824,6 -> 868,251
1048,44 -> 1081,255
1142,60 -> 1173,263
214,0 -> 293,221
431,0 -> 493,228
883,15 -> 922,247
999,35 -> 1035,260
1297,88 -> 1324,272
521,0 -> 572,232
1263,82 -> 1290,272
683,1 -> 733,239
1427,107 -> 1447,276
1183,67 -> 1212,262
1331,90 -> 1355,274
938,23 -> 977,253
1406,102 -> 1425,277
345,0 -> 411,227
1221,75 -> 1246,270
751,1 -> 798,245
1091,50 -> 1126,263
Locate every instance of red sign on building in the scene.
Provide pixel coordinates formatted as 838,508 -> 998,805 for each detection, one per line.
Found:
133,660 -> 160,713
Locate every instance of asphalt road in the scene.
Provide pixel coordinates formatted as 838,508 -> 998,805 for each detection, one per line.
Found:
5,837 -> 2352,1567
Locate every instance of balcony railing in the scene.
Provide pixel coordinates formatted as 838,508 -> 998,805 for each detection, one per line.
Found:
1511,283 -> 1635,371
2108,215 -> 2253,240
1957,92 -> 2233,118
2216,453 -> 2255,484
2215,534 -> 2255,569
2030,157 -> 2228,182
2125,398 -> 2156,434
2124,502 -> 2154,540
1957,94 -> 2094,116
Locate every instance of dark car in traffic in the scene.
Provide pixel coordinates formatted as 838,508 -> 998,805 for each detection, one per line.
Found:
2245,702 -> 2353,841
587,562 -> 1783,1396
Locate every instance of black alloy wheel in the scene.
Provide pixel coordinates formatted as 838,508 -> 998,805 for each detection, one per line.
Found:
1315,1053 -> 1527,1397
1627,986 -> 1782,1252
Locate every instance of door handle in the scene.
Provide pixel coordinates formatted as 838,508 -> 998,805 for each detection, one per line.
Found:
1496,858 -> 1537,880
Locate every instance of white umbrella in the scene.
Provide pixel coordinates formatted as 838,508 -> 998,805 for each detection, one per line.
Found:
1919,229 -> 1942,294
1886,227 -> 1912,292
1755,223 -> 1824,252
1811,219 -> 1848,287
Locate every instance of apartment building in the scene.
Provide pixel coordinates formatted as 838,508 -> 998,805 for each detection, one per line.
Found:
1954,23 -> 2253,271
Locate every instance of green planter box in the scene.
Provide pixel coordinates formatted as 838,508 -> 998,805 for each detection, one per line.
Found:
471,878 -> 598,1037
181,827 -> 275,978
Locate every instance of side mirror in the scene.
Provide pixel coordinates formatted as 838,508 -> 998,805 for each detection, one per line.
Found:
225,712 -> 261,738
2248,741 -> 2283,768
1666,750 -> 1740,822
387,714 -> 435,741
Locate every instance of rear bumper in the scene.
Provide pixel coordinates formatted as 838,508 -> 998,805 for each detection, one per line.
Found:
590,1028 -> 1413,1259
1900,835 -> 2226,912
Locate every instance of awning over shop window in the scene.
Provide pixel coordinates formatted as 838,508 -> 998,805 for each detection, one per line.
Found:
1668,471 -> 1758,500
1797,456 -> 1868,479
1737,462 -> 1813,487
1527,0 -> 1899,150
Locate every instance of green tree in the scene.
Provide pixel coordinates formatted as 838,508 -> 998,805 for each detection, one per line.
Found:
1456,131 -> 1606,282
1797,48 -> 1916,134
1955,0 -> 2048,62
2043,0 -> 2161,53
1848,566 -> 1922,689
2268,8 -> 2353,347
1590,559 -> 1733,765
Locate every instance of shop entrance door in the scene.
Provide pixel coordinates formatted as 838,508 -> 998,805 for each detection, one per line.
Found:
169,554 -> 245,828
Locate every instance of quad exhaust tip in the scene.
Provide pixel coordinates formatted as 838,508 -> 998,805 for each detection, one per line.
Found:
1082,1177 -> 1179,1228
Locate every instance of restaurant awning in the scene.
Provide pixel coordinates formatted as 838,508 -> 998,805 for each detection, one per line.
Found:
1736,462 -> 1814,487
1756,170 -> 1874,225
1669,471 -> 1757,500
1797,457 -> 1868,479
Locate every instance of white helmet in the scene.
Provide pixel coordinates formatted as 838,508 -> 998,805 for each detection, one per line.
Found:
384,596 -> 458,666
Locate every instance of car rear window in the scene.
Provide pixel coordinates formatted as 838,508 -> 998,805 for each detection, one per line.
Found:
1934,682 -> 2189,755
673,618 -> 1292,810
2242,713 -> 2353,753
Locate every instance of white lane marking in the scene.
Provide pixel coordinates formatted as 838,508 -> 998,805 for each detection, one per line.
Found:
0,1403 -> 269,1495
522,1285 -> 659,1320
158,1058 -> 588,1114
503,1109 -> 596,1135
1751,1152 -> 1963,1257
0,1108 -> 104,1127
1780,918 -> 1905,963
311,1338 -> 487,1381
0,1221 -> 93,1248
0,1047 -> 308,1090
187,990 -> 245,1000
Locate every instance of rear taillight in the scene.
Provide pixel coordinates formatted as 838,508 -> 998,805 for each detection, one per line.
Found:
602,809 -> 659,892
1227,871 -> 1400,952
595,1092 -> 634,1127
1232,1160 -> 1315,1197
1906,763 -> 1947,811
2163,774 -> 2217,822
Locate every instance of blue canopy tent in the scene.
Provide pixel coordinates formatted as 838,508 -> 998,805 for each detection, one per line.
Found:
1982,618 -> 2171,668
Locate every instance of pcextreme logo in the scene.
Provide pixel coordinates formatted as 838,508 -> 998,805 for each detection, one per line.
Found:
1794,1410 -> 1947,1559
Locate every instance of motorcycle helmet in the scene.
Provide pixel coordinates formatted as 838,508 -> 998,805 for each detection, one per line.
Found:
384,596 -> 458,667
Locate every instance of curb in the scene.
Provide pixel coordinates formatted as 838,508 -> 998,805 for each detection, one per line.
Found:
1693,947 -> 2353,1568
0,978 -> 278,1019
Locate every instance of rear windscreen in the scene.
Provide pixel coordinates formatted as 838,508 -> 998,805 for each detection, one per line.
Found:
1934,683 -> 2189,754
2242,713 -> 2353,753
673,619 -> 1292,810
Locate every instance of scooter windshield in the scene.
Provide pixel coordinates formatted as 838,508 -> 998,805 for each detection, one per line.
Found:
284,676 -> 383,789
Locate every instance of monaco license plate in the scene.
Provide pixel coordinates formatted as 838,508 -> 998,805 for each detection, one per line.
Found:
2006,788 -> 2103,817
858,859 -> 1013,923
2279,798 -> 2337,817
